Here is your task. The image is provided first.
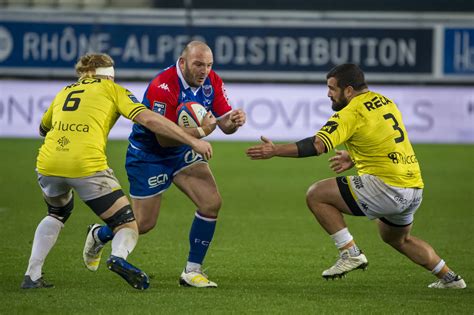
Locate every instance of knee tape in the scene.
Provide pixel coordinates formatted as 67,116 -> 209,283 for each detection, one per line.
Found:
46,195 -> 74,223
104,205 -> 135,230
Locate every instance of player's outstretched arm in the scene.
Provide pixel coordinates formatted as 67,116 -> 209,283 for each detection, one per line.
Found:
329,149 -> 354,173
134,110 -> 213,160
246,135 -> 325,160
246,136 -> 297,159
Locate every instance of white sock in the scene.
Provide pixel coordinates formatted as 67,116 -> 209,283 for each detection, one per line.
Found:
431,259 -> 445,275
186,262 -> 202,273
330,227 -> 353,249
25,216 -> 63,281
111,228 -> 138,260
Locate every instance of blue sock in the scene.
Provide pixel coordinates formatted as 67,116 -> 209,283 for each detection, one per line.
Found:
96,225 -> 114,243
188,211 -> 217,265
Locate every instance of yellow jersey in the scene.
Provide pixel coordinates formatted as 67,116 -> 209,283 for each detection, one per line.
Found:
316,91 -> 424,188
37,78 -> 146,177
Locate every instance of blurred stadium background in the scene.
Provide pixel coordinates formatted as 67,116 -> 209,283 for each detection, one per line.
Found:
1,1 -> 473,314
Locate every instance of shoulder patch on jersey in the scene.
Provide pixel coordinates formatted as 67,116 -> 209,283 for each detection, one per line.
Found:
203,85 -> 213,97
128,94 -> 140,103
321,121 -> 339,134
152,101 -> 166,115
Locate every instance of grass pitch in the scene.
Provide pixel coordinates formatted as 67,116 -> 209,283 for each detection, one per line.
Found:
0,139 -> 473,314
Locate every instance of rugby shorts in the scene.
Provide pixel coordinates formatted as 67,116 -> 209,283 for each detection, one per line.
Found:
125,144 -> 207,199
37,168 -> 123,201
337,174 -> 423,226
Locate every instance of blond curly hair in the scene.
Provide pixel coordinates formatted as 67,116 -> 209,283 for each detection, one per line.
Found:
75,53 -> 114,79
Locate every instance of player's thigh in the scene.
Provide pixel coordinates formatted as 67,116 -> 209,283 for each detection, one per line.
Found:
131,194 -> 163,226
377,219 -> 412,245
307,177 -> 352,214
173,162 -> 221,212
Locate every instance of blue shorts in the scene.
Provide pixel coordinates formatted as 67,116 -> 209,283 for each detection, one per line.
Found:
125,144 -> 206,198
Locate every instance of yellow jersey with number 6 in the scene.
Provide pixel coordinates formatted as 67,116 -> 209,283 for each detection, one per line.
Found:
37,78 -> 146,177
316,91 -> 423,188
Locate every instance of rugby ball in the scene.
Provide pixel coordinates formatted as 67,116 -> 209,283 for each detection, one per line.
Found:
176,102 -> 207,128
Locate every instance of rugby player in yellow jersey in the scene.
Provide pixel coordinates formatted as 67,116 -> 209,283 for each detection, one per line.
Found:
21,53 -> 213,290
246,63 -> 466,289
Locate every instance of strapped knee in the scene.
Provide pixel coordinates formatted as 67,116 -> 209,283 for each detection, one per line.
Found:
46,194 -> 74,223
104,205 -> 135,230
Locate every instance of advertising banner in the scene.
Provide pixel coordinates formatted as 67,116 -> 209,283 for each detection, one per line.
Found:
0,6 -> 441,83
1,80 -> 473,143
0,22 -> 433,74
444,28 -> 474,75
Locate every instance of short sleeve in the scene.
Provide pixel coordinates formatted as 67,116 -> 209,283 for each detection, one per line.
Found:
142,77 -> 179,123
40,98 -> 55,132
316,109 -> 359,151
114,84 -> 147,121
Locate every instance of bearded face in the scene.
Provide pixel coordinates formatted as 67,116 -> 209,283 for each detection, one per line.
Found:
327,77 -> 349,112
330,93 -> 349,111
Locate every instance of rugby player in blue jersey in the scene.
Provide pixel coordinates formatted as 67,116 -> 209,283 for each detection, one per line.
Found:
83,41 -> 246,287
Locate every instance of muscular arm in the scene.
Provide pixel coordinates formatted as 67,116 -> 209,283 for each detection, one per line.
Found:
156,128 -> 196,147
246,136 -> 326,159
155,111 -> 217,147
134,110 -> 213,159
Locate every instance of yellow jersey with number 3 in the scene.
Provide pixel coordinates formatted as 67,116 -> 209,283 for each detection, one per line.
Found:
37,78 -> 146,177
316,91 -> 424,188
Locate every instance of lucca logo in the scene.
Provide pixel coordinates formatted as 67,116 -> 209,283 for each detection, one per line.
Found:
387,152 -> 418,164
57,136 -> 70,148
321,121 -> 339,134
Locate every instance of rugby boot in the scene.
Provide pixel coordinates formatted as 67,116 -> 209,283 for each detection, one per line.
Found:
106,255 -> 150,290
179,269 -> 217,288
428,275 -> 466,289
20,275 -> 54,289
322,249 -> 368,280
83,224 -> 104,271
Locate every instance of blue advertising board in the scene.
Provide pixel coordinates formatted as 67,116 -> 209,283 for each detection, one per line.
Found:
0,19 -> 433,79
444,28 -> 474,75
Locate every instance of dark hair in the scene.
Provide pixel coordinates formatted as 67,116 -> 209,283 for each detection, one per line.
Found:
326,63 -> 368,91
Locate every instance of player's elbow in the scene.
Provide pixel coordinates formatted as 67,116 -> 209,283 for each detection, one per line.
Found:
134,110 -> 153,127
39,124 -> 49,137
219,124 -> 238,135
221,128 -> 235,135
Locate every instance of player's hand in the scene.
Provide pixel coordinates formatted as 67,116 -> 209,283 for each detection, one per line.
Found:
229,109 -> 246,127
329,149 -> 354,173
191,138 -> 213,160
246,136 -> 276,160
201,111 -> 217,134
